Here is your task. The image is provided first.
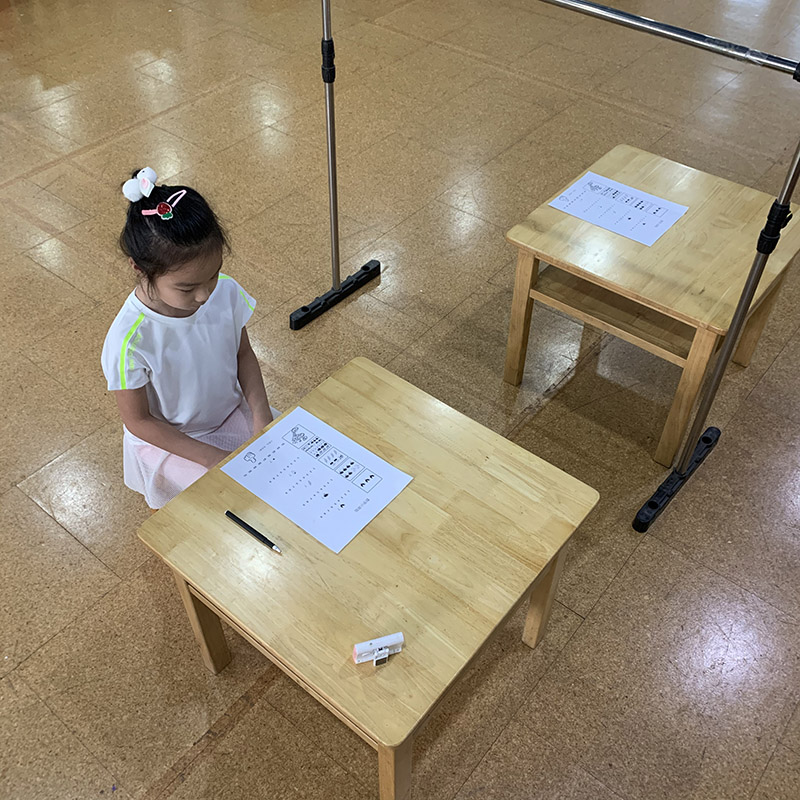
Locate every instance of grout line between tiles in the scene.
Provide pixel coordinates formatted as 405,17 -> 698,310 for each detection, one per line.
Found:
141,667 -> 281,800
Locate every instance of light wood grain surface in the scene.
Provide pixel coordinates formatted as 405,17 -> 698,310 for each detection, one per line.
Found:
507,144 -> 800,334
139,358 -> 598,748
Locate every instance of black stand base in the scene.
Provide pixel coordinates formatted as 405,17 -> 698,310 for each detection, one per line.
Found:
289,260 -> 381,330
632,427 -> 721,533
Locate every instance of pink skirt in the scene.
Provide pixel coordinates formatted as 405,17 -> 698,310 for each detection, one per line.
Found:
122,402 -> 280,509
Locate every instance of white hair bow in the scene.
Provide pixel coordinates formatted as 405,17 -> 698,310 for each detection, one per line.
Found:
122,167 -> 158,202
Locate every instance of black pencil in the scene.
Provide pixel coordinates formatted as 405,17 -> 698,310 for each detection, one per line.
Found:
225,510 -> 282,554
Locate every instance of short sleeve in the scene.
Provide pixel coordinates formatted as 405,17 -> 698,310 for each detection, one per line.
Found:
220,275 -> 256,330
101,315 -> 150,392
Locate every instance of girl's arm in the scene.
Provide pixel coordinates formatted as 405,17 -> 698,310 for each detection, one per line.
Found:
115,388 -> 228,469
237,327 -> 273,433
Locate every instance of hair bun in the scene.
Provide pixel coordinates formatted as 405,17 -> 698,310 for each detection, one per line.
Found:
122,167 -> 158,202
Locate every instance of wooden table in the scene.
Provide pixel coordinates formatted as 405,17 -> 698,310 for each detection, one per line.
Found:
138,358 -> 598,799
504,145 -> 800,465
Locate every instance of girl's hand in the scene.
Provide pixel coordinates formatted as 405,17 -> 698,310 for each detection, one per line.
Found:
252,407 -> 274,434
201,445 -> 230,469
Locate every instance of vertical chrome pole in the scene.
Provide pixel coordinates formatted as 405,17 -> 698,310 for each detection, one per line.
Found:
322,0 -> 341,290
675,139 -> 800,473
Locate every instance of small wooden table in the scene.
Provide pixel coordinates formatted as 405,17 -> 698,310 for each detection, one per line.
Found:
504,145 -> 800,465
138,358 -> 598,800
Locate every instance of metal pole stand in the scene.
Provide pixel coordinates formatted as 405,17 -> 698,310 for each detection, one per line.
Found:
536,0 -> 800,531
289,0 -> 381,330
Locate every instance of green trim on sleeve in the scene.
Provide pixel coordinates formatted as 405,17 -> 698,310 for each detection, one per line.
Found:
219,273 -> 255,312
119,313 -> 145,390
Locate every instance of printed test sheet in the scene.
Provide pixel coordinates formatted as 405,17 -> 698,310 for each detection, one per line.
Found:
221,407 -> 412,553
548,171 -> 688,246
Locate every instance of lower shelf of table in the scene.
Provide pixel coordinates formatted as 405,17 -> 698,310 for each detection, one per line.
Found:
531,266 -> 697,366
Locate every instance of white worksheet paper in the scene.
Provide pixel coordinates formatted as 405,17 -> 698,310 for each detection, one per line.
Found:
549,171 -> 688,246
221,408 -> 412,553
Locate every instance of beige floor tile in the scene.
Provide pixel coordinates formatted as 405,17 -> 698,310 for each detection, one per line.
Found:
1,108 -> 81,155
0,252 -> 96,353
18,557 -> 272,796
0,201 -> 53,253
273,82 -> 419,162
231,190 -> 384,291
247,293 -> 404,395
73,124 -> 211,184
23,289 -> 127,416
234,1 -> 363,52
685,90 -> 797,162
27,161 -> 118,208
521,535 -> 800,800
0,121 -> 61,182
0,177 -> 88,236
170,126 -> 327,223
0,349 -> 106,490
402,281 -> 589,421
652,126 -> 776,187
18,421 -> 155,576
692,5 -> 795,50
26,236 -> 132,303
494,99 -> 670,184
329,134 -> 475,233
219,251 -> 310,320
454,722 -> 623,800
336,201 -> 509,324
599,42 -> 740,121
361,43 -> 500,111
649,403 -> 800,618
185,0 -> 299,24
411,601 -> 582,800
0,62 -> 77,113
243,48 -> 326,108
0,674 -> 129,799
0,488 -> 118,677
404,76 -> 561,170
749,327 -> 800,427
137,29 -> 284,93
552,14 -> 661,67
384,348 -> 539,436
164,690 -> 365,800
512,42 -> 623,92
376,0 -> 475,41
153,76 -> 305,154
783,701 -> 800,753
336,19 -> 426,69
29,70 -> 188,146
751,745 -> 800,799
440,151 -> 582,229
438,5 -> 577,67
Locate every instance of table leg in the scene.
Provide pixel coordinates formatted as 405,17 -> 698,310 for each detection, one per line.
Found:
522,547 -> 566,649
654,326 -> 719,467
732,274 -> 786,367
503,252 -> 539,386
173,572 -> 231,674
378,738 -> 413,800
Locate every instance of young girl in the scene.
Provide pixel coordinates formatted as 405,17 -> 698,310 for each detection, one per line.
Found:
101,167 -> 275,509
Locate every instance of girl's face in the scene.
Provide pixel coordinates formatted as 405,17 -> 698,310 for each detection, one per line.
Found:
136,246 -> 223,317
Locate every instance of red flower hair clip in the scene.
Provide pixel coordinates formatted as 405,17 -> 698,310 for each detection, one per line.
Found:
142,190 -> 186,220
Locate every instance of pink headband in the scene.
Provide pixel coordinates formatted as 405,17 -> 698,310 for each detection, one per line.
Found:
141,190 -> 186,220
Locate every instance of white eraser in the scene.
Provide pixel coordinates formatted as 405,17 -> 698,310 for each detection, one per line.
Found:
353,632 -> 404,665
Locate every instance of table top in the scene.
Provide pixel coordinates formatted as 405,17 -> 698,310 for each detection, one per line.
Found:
138,358 -> 598,747
507,144 -> 800,334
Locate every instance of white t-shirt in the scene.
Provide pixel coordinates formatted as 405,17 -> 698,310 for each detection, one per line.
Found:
101,274 -> 256,437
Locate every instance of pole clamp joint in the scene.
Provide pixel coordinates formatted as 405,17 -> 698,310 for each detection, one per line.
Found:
757,201 -> 792,254
321,38 -> 335,83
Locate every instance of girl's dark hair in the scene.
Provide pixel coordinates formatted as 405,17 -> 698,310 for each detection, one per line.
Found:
120,169 -> 229,281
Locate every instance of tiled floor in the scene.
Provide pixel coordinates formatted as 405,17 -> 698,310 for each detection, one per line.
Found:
2,0 -> 800,797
